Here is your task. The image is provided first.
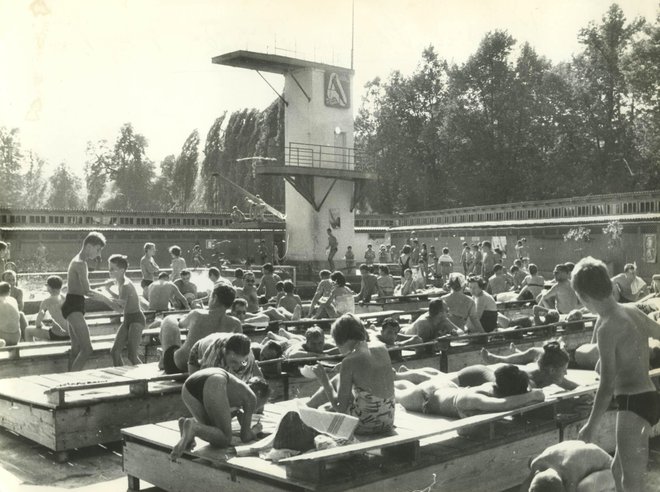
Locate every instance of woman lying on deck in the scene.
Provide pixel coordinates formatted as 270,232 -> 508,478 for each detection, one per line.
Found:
170,367 -> 270,461
395,364 -> 544,418
307,313 -> 396,435
396,340 -> 578,390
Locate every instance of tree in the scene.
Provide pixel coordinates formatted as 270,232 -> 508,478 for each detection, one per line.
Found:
172,130 -> 199,211
48,163 -> 84,209
85,140 -> 112,209
18,152 -> 48,208
104,124 -> 156,210
0,127 -> 24,207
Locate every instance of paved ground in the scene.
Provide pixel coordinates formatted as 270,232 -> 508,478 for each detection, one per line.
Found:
1,426 -> 660,491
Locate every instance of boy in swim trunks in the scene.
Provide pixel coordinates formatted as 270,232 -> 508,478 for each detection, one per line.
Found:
96,255 -> 146,366
140,242 -> 159,298
169,245 -> 186,281
25,275 -> 70,342
574,257 -> 660,492
63,232 -> 109,371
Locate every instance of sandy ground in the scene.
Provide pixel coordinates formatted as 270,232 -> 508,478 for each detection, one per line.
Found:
1,425 -> 660,492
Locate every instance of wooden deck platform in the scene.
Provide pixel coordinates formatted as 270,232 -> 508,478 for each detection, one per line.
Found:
0,363 -> 187,461
0,328 -> 170,379
121,373 -> 600,492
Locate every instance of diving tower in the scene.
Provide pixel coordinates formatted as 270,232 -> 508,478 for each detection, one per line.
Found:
213,50 -> 375,263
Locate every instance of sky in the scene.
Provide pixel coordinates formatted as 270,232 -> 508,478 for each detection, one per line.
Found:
0,0 -> 658,176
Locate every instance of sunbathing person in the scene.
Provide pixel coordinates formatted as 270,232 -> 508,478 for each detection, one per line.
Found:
263,326 -> 336,359
170,367 -> 270,461
187,332 -> 262,382
307,313 -> 395,435
315,271 -> 355,319
371,317 -> 421,348
402,298 -> 463,342
480,340 -> 579,389
395,364 -> 544,417
25,275 -> 70,342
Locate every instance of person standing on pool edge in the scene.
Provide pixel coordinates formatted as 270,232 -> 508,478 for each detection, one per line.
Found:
574,257 -> 660,492
62,232 -> 111,371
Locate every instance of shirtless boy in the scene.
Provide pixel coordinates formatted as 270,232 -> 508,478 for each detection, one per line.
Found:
25,276 -> 70,342
63,232 -> 109,371
169,245 -> 186,281
160,283 -> 242,374
148,272 -> 190,312
574,257 -> 660,492
96,255 -> 147,366
535,264 -> 581,315
140,242 -> 159,297
0,282 -> 21,347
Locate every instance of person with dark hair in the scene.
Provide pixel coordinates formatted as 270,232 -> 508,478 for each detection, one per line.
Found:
437,247 -> 454,283
257,263 -> 281,301
396,268 -> 416,296
611,263 -> 648,303
517,263 -> 545,301
63,232 -> 109,370
394,364 -> 544,418
188,332 -> 262,381
364,244 -> 376,266
25,276 -> 70,342
315,271 -> 355,319
480,340 -> 578,390
140,242 -> 159,296
471,243 -> 483,275
460,242 -> 472,276
344,246 -> 355,273
399,244 -> 412,273
232,268 -> 244,289
356,264 -> 378,303
265,325 -> 335,359
487,264 -> 514,296
160,283 -> 241,374
169,245 -> 186,281
373,317 -> 421,348
95,254 -> 146,366
147,272 -> 190,311
376,264 -> 395,297
307,314 -> 395,435
207,267 -> 221,283
536,264 -> 581,314
441,273 -> 484,332
308,270 -> 333,317
402,298 -> 463,342
467,275 -> 498,333
170,367 -> 270,461
481,241 -> 495,279
573,257 -> 660,491
173,269 -> 201,309
278,280 -> 302,314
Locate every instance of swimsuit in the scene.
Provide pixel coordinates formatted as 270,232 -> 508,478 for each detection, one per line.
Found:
49,328 -> 70,341
61,294 -> 85,319
480,310 -> 498,332
163,345 -> 185,374
348,386 -> 395,435
615,391 -> 660,426
123,311 -> 146,326
185,368 -> 213,405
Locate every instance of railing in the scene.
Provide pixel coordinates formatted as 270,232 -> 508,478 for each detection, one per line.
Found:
285,142 -> 374,172
396,190 -> 660,227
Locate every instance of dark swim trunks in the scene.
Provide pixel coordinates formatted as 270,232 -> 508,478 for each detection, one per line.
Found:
162,345 -> 185,374
49,328 -> 70,341
480,310 -> 498,333
185,370 -> 212,405
123,311 -> 146,326
615,391 -> 660,426
61,294 -> 85,319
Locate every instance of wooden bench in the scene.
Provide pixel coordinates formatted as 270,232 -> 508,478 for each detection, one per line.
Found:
0,327 -> 186,379
0,364 -> 187,461
121,375 -> 600,492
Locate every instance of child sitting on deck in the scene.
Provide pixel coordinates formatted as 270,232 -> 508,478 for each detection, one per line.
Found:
307,313 -> 395,435
308,270 -> 333,318
25,275 -> 70,342
396,268 -> 416,296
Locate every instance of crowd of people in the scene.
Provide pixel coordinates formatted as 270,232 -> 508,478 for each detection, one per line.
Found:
2,233 -> 660,490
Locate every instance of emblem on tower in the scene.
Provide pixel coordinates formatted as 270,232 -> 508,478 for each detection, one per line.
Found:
324,71 -> 350,108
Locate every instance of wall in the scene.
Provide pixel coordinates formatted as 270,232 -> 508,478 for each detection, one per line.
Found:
283,65 -> 356,262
